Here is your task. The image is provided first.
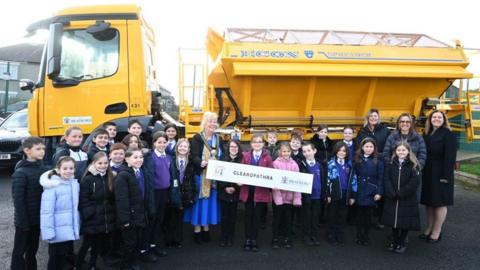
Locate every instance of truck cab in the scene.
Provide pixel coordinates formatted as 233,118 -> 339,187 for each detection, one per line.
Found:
21,5 -> 160,142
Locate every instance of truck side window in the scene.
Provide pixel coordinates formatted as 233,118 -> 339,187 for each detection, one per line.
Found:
59,29 -> 119,81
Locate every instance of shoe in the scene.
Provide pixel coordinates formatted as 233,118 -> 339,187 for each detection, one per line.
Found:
131,265 -> 144,270
418,233 -> 430,240
375,223 -> 385,230
219,239 -> 226,247
356,238 -> 363,245
327,234 -> 337,245
303,236 -> 314,246
336,236 -> 344,246
394,245 -> 407,254
88,266 -> 100,270
194,232 -> 202,244
152,247 -> 167,257
250,240 -> 259,252
139,252 -> 157,263
202,231 -> 211,242
272,238 -> 280,249
284,238 -> 292,249
243,240 -> 252,251
226,240 -> 233,247
175,241 -> 183,248
427,233 -> 442,244
312,236 -> 321,246
362,237 -> 370,246
387,242 -> 396,252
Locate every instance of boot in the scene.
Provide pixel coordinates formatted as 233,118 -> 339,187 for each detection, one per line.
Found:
193,232 -> 202,244
201,230 -> 211,242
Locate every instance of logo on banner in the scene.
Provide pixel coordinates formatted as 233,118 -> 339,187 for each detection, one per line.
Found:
281,176 -> 288,184
214,166 -> 225,177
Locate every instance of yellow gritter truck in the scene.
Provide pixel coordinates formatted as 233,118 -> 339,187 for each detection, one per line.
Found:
20,5 -> 480,155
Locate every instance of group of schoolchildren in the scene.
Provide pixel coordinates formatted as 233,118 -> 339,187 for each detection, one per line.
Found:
11,118 -> 422,270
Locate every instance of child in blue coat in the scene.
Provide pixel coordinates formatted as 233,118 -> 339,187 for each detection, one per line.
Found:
40,156 -> 80,270
326,141 -> 357,246
353,138 -> 384,246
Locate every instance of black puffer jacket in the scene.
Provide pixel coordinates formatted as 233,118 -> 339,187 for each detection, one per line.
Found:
11,160 -> 49,229
310,134 -> 333,163
356,123 -> 391,153
79,166 -> 116,234
291,151 -> 308,173
114,166 -> 146,228
169,155 -> 197,207
52,143 -> 88,180
381,158 -> 421,231
86,144 -> 108,163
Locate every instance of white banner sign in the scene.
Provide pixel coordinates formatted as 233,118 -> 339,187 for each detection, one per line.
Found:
206,160 -> 313,194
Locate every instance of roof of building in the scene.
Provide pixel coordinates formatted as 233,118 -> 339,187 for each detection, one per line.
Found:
0,43 -> 43,64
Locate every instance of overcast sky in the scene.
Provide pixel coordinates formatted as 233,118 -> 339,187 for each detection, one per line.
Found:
2,0 -> 480,99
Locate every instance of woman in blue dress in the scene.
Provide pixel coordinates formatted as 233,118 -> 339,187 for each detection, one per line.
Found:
184,112 -> 223,243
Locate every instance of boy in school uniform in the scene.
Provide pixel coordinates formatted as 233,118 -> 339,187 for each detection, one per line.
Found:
301,143 -> 327,246
103,122 -> 118,146
87,128 -> 110,162
11,137 -> 49,270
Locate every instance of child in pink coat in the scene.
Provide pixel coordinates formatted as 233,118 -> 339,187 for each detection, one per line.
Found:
272,142 -> 302,249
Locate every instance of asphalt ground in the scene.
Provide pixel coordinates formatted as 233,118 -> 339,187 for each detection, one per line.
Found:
0,167 -> 479,270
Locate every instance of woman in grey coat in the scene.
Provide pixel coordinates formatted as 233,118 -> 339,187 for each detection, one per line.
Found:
383,113 -> 427,169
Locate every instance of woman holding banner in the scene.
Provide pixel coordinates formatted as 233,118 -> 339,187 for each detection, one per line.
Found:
184,112 -> 223,243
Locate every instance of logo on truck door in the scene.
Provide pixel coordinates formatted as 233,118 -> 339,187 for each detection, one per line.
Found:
63,116 -> 92,125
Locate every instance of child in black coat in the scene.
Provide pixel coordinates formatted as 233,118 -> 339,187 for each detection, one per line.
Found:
10,137 -> 48,270
87,128 -> 110,162
218,140 -> 243,247
52,126 -> 88,180
77,152 -> 116,269
165,138 -> 196,248
114,148 -> 148,269
382,141 -> 421,254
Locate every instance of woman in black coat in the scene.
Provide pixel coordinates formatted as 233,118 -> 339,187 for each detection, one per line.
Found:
356,108 -> 391,154
77,152 -> 116,269
420,110 -> 457,243
382,141 -> 421,253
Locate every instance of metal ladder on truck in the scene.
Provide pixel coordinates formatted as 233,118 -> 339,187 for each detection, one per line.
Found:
178,48 -> 210,138
464,89 -> 480,142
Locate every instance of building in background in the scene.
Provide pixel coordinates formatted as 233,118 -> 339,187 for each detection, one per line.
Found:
0,43 -> 43,117
159,84 -> 178,119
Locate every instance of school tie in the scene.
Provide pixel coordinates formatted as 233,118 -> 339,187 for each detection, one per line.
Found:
254,154 -> 260,163
309,161 -> 315,166
180,159 -> 185,171
135,169 -> 141,178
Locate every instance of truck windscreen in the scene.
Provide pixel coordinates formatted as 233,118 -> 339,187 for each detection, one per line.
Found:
59,28 -> 119,81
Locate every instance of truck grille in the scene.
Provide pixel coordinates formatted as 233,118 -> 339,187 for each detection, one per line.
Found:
0,141 -> 22,152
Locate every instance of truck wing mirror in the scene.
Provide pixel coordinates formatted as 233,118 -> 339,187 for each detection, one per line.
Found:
19,79 -> 35,92
46,23 -> 63,80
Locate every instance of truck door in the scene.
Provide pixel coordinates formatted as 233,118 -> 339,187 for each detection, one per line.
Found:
42,20 -> 129,136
